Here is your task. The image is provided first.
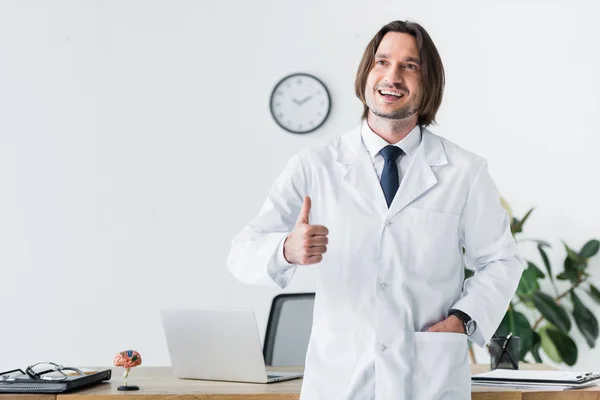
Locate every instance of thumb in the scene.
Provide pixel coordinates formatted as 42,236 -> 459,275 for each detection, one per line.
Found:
296,196 -> 311,226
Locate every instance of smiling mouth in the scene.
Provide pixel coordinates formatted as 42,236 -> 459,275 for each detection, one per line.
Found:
378,89 -> 406,100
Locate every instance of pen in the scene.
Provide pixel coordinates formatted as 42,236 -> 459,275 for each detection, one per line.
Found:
502,332 -> 512,352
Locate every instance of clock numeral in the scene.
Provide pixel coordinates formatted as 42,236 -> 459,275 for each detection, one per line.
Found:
297,78 -> 303,85
320,101 -> 325,106
276,91 -> 283,96
298,124 -> 303,130
310,120 -> 314,125
317,112 -> 322,117
275,102 -> 281,107
287,120 -> 292,126
278,113 -> 284,118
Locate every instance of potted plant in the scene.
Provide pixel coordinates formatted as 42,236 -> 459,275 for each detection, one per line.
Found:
467,201 -> 599,366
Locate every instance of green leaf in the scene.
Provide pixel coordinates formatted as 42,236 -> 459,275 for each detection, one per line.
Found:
517,294 -> 536,309
131,355 -> 138,362
575,263 -> 587,273
528,261 -> 545,279
589,284 -> 600,305
565,242 -> 586,264
533,239 -> 552,247
563,257 -> 575,272
556,271 -> 569,281
520,208 -> 534,229
511,208 -> 534,235
559,258 -> 581,284
530,332 -> 542,363
580,240 -> 600,259
546,328 -> 578,366
510,219 -> 520,235
496,312 -> 510,337
514,312 -> 533,360
532,292 -> 571,333
539,327 -> 562,363
571,291 -> 599,348
517,239 -> 552,247
538,245 -> 553,282
517,266 -> 540,296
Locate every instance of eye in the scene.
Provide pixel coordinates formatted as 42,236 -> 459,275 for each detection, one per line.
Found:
404,63 -> 419,70
376,60 -> 387,66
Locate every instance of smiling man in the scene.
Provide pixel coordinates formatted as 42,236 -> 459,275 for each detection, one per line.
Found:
363,35 -> 423,124
228,20 -> 524,399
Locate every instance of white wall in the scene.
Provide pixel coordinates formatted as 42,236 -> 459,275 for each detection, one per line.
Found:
1,0 -> 599,371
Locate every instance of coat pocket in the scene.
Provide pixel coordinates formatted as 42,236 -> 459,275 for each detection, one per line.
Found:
412,332 -> 470,400
399,207 -> 462,278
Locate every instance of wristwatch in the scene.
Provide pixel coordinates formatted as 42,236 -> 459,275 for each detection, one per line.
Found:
449,309 -> 476,336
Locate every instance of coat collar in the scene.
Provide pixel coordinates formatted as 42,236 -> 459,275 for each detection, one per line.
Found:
335,123 -> 448,219
361,121 -> 422,160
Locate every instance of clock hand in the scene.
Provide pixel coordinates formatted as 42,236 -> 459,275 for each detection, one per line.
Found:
291,98 -> 301,105
298,95 -> 313,105
299,90 -> 324,105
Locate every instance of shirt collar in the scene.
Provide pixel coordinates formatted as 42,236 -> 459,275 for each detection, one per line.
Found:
361,120 -> 422,160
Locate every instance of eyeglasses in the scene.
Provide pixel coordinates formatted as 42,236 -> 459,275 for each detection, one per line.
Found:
25,361 -> 86,381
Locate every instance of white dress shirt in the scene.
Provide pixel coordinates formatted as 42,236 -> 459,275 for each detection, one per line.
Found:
360,120 -> 422,183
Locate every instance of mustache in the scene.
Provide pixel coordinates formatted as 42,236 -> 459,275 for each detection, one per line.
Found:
376,84 -> 409,94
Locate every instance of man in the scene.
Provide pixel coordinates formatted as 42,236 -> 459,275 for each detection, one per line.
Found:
227,20 -> 524,400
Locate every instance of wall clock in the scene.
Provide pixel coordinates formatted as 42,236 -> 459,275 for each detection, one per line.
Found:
269,73 -> 331,134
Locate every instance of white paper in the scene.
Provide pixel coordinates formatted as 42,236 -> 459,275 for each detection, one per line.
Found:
472,381 -> 599,391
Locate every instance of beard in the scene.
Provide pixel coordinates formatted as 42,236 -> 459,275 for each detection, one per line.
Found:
370,103 -> 419,120
365,87 -> 420,120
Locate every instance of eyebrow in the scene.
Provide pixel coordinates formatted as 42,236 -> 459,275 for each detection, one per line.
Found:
375,53 -> 421,64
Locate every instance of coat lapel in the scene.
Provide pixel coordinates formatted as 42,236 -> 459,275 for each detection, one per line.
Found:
387,128 -> 448,220
336,126 -> 388,219
335,126 -> 448,221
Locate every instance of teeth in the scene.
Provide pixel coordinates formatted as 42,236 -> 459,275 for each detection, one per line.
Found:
379,90 -> 403,97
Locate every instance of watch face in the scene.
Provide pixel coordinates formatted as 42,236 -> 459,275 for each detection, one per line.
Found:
466,319 -> 476,336
269,73 -> 331,134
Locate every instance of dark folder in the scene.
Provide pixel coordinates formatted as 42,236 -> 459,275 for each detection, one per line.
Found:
0,368 -> 111,393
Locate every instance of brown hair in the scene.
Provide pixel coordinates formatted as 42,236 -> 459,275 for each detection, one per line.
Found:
355,20 -> 445,127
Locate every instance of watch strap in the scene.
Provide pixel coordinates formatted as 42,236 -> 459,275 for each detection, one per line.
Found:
449,309 -> 472,324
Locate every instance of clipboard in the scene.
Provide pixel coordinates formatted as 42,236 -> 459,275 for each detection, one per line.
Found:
472,369 -> 600,385
0,368 -> 111,393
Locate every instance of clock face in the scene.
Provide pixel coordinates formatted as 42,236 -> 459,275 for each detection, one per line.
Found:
269,73 -> 331,134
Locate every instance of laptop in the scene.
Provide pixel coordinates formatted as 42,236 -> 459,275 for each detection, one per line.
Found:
160,308 -> 304,383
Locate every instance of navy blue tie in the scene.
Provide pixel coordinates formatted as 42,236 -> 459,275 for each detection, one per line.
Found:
380,145 -> 403,207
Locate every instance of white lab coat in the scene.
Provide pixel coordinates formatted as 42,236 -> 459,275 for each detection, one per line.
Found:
227,124 -> 524,400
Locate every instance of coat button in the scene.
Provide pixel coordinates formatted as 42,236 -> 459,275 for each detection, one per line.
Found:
380,343 -> 387,352
381,282 -> 388,290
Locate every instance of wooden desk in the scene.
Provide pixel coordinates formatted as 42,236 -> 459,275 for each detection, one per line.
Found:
60,367 -> 302,400
2,365 -> 599,400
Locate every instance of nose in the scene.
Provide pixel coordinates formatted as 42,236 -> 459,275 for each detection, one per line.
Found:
385,65 -> 405,84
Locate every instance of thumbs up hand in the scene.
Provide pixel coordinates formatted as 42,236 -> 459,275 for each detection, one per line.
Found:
283,196 -> 329,265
